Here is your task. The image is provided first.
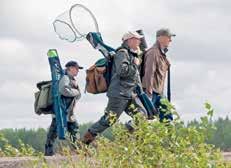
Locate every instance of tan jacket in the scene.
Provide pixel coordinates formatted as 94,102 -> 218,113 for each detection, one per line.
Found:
142,42 -> 170,95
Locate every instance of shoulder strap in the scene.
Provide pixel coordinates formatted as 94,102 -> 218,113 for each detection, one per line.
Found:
116,48 -> 133,63
116,48 -> 128,54
167,67 -> 171,102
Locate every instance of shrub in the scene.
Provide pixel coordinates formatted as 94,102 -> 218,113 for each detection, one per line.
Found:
88,100 -> 230,168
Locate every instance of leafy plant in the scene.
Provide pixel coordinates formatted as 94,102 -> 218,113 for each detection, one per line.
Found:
0,133 -> 40,157
87,100 -> 230,168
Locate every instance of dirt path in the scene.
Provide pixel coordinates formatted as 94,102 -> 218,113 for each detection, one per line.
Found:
0,157 -> 35,168
0,155 -> 78,168
223,152 -> 231,161
0,153 -> 230,168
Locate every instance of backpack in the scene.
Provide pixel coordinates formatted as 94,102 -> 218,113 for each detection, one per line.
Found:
85,47 -> 138,94
85,57 -> 113,94
34,81 -> 53,115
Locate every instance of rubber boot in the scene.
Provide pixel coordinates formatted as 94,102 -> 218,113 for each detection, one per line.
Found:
44,144 -> 54,156
125,120 -> 135,133
82,131 -> 96,145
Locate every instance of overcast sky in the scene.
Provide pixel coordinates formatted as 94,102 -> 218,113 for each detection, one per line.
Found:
0,0 -> 231,129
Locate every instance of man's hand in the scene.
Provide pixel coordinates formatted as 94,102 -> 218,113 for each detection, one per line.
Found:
72,80 -> 79,89
146,88 -> 153,100
133,57 -> 141,66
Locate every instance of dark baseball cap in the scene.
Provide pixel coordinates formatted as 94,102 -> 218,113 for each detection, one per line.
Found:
65,61 -> 83,69
156,28 -> 176,37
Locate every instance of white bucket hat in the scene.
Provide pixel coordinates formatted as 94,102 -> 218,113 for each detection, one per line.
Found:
122,31 -> 143,42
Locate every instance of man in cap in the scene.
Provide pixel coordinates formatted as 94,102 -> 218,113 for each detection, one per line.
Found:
142,28 -> 176,122
83,31 -> 144,144
45,60 -> 83,156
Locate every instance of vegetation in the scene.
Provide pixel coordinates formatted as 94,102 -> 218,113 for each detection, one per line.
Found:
0,132 -> 39,157
0,101 -> 231,167
0,124 -> 113,153
1,118 -> 231,153
86,101 -> 230,167
188,116 -> 231,151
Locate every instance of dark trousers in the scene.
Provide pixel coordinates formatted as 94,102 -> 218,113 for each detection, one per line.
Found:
46,118 -> 79,146
89,97 -> 143,135
152,92 -> 173,122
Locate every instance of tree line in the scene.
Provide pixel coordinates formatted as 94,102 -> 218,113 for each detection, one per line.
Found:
0,116 -> 230,152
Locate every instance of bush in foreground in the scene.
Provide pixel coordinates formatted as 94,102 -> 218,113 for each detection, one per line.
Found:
85,100 -> 231,168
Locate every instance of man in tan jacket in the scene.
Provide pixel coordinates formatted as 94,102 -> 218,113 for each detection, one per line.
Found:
142,28 -> 175,121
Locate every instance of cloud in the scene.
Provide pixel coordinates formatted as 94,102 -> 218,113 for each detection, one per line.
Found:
0,0 -> 231,128
171,61 -> 231,120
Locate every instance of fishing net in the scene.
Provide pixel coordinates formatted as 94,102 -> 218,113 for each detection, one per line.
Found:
53,4 -> 99,43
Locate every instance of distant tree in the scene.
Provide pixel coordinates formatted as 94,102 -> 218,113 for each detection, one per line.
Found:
1,116 -> 231,152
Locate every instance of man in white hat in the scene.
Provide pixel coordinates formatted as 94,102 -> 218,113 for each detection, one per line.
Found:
83,31 -> 144,144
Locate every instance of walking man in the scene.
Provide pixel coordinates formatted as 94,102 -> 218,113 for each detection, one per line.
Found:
142,28 -> 176,122
45,61 -> 83,156
83,31 -> 144,144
